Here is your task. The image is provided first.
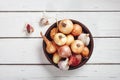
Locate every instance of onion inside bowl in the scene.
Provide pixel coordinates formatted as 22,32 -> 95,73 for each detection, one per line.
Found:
43,19 -> 94,70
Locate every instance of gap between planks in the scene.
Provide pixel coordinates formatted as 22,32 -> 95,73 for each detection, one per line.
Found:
0,37 -> 120,39
0,10 -> 120,12
0,63 -> 120,65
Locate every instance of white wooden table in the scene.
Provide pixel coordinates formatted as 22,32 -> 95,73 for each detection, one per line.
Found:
0,0 -> 120,80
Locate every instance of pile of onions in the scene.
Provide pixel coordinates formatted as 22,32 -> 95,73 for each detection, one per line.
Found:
41,19 -> 91,70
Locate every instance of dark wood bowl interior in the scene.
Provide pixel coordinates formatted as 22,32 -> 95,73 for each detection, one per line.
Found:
43,19 -> 94,70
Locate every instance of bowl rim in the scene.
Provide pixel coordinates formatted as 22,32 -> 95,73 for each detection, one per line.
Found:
43,19 -> 94,70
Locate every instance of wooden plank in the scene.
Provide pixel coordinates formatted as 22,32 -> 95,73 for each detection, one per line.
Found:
0,0 -> 120,11
0,65 -> 120,80
0,38 -> 120,64
0,39 -> 49,64
0,12 -> 120,37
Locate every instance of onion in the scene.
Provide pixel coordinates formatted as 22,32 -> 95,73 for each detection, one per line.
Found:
58,45 -> 72,58
81,47 -> 89,58
71,40 -> 84,54
58,19 -> 73,34
50,28 -> 58,39
71,24 -> 82,36
53,53 -> 61,64
54,33 -> 67,46
66,34 -> 74,45
40,32 -> 56,54
69,55 -> 82,67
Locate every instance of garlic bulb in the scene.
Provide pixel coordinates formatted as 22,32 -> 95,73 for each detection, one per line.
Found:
78,33 -> 90,46
58,58 -> 69,70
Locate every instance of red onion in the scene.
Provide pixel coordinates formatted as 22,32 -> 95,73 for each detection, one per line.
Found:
58,45 -> 72,58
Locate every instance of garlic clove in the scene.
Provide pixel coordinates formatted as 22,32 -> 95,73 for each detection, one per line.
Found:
40,17 -> 49,26
78,33 -> 90,46
50,28 -> 58,39
58,58 -> 69,70
24,24 -> 34,36
39,11 -> 50,26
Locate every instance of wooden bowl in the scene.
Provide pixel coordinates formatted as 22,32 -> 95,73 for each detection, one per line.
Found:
43,19 -> 94,70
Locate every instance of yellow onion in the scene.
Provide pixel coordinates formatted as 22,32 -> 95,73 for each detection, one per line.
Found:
66,34 -> 74,45
50,28 -> 58,39
40,32 -> 56,54
54,33 -> 67,46
71,24 -> 82,36
71,40 -> 84,54
81,47 -> 89,58
58,19 -> 73,34
53,53 -> 61,64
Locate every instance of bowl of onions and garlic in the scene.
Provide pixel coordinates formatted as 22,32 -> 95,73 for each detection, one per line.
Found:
40,19 -> 94,70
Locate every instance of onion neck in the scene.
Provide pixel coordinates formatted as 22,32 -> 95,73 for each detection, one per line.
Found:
76,43 -> 80,47
62,22 -> 66,27
59,35 -> 63,40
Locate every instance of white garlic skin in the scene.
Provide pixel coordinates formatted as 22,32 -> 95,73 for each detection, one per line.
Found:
78,33 -> 90,46
58,58 -> 69,70
40,18 -> 49,26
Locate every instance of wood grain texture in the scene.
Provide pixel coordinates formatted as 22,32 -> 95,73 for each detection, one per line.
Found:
0,0 -> 120,11
0,12 -> 120,37
0,0 -> 120,79
0,38 -> 120,64
0,65 -> 120,80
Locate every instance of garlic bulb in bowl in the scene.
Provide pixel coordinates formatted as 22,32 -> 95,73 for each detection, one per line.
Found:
78,33 -> 90,46
58,58 -> 69,70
